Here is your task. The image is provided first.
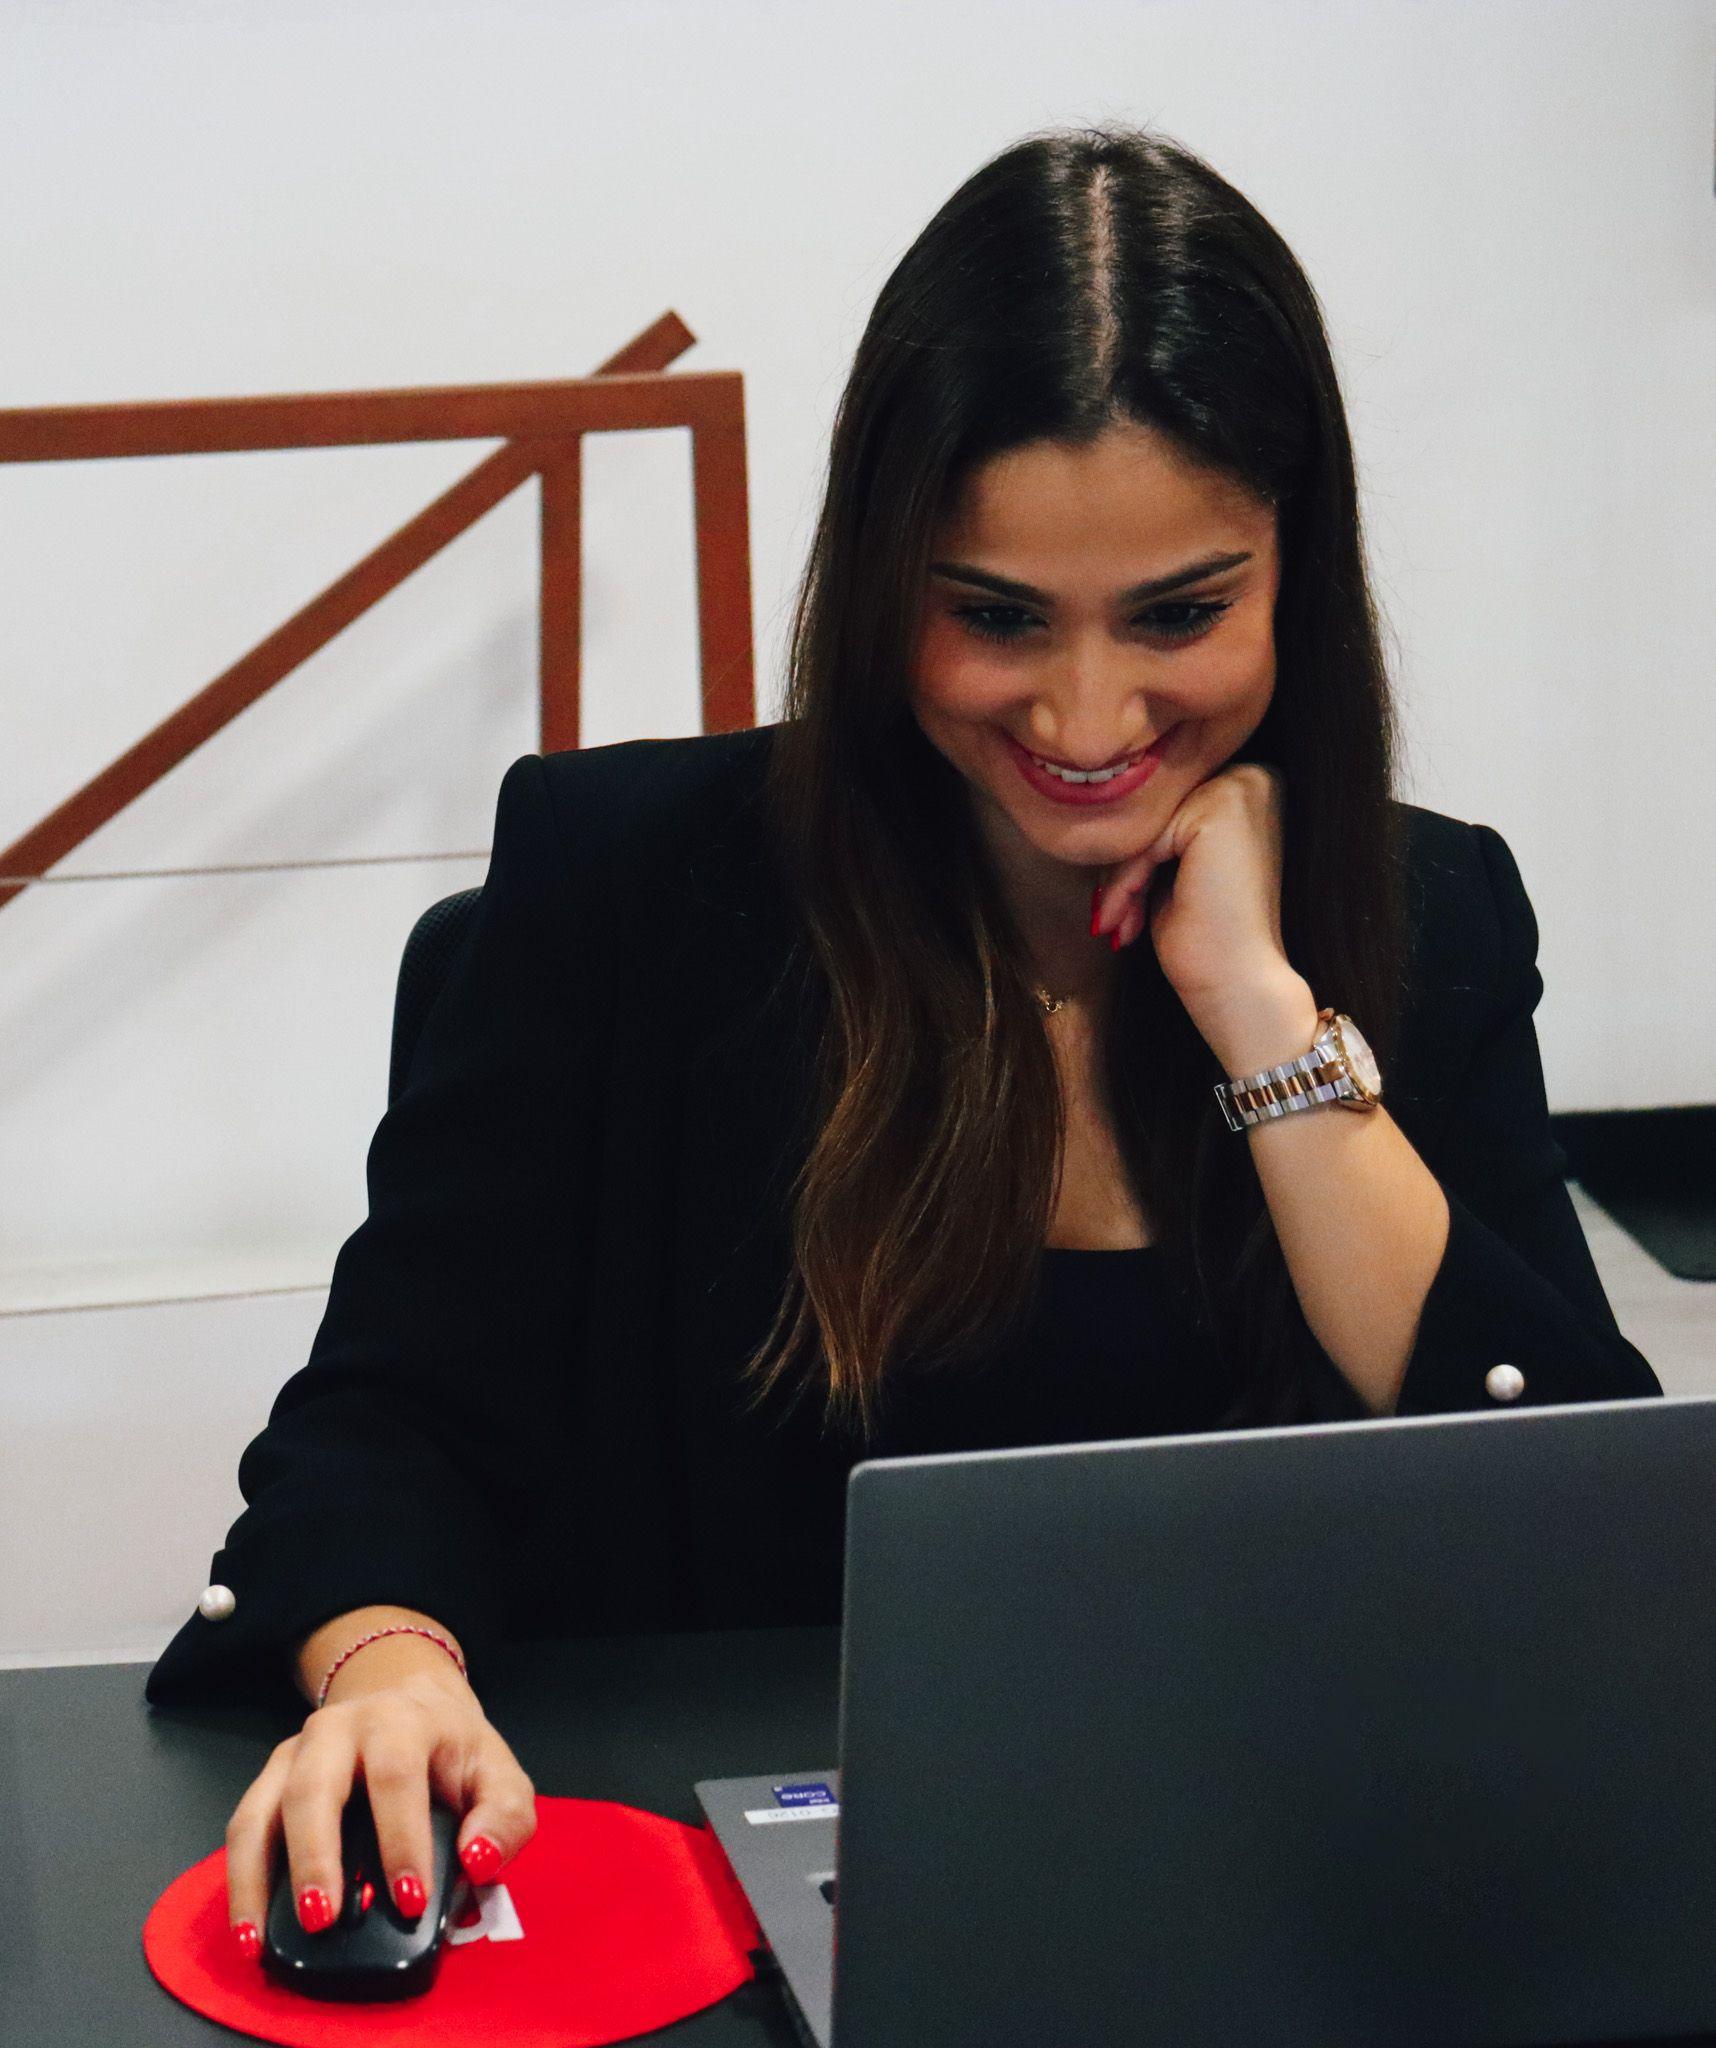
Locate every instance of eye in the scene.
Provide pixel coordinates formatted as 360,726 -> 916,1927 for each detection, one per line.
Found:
951,603 -> 1040,644
950,599 -> 1232,646
1146,599 -> 1231,640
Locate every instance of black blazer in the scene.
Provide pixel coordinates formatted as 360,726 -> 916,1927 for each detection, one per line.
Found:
147,723 -> 1661,1707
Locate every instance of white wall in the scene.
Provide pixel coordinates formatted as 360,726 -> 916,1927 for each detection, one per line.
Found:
3,0 -> 1712,1659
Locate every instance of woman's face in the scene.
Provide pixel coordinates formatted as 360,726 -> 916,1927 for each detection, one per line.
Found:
909,418 -> 1280,885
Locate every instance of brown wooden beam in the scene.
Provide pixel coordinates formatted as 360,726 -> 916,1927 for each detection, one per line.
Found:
537,446 -> 584,755
0,311 -> 719,910
0,367 -> 737,462
690,378 -> 757,733
0,448 -> 536,907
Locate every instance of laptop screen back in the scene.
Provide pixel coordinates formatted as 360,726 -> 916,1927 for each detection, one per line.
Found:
831,1396 -> 1716,2048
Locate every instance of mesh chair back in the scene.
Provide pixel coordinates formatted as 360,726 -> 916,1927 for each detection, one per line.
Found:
388,888 -> 482,1105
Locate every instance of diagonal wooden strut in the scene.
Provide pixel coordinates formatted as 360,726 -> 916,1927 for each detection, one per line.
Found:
0,309 -> 756,910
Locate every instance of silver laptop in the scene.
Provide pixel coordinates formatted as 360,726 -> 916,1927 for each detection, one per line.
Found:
698,1393 -> 1716,2047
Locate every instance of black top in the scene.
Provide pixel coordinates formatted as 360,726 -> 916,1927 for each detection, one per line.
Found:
145,725 -> 1661,1711
877,1249 -> 1225,1458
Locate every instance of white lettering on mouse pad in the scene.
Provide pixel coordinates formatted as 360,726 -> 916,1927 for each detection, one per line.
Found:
445,1880 -> 525,1945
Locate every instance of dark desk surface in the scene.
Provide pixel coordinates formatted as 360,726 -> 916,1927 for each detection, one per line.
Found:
0,1627 -> 841,2046
6,1628 -> 1710,2048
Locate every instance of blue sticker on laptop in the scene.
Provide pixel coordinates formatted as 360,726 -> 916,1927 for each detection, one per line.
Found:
772,1781 -> 836,1808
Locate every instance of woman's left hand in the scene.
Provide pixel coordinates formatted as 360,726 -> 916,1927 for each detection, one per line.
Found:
1092,762 -> 1304,1052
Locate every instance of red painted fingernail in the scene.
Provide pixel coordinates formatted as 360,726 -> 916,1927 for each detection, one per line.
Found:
1089,885 -> 1102,936
232,1920 -> 261,1963
1110,928 -> 1122,953
297,1886 -> 335,1934
460,1835 -> 501,1884
393,1871 -> 426,1918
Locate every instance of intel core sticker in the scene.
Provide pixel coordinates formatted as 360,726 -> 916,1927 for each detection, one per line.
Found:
773,1782 -> 835,1809
744,1781 -> 840,1825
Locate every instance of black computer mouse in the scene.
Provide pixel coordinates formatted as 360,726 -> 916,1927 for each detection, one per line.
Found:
262,1794 -> 463,2001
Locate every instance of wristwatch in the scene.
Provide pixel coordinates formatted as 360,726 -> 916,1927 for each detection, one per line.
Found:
1214,1007 -> 1383,1132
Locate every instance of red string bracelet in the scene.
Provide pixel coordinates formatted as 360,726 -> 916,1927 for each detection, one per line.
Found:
316,1624 -> 468,1709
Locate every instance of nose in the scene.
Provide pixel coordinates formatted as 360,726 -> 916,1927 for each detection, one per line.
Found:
1026,647 -> 1155,767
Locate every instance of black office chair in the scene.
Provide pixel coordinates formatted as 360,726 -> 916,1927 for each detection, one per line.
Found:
387,887 -> 482,1105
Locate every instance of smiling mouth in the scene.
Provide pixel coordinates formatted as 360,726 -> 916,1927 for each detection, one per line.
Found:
997,727 -> 1176,808
1019,742 -> 1156,785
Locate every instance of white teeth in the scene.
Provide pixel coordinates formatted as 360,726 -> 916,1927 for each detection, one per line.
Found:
1030,753 -> 1137,785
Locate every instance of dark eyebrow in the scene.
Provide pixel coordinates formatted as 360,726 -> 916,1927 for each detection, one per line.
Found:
928,551 -> 1252,606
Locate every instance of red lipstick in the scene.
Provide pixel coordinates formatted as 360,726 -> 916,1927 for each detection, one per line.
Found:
1003,729 -> 1172,808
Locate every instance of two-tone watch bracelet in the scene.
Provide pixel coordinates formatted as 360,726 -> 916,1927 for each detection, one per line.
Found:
1213,1010 -> 1380,1133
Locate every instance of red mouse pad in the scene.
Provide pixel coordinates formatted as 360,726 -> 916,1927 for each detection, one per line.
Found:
143,1796 -> 763,2047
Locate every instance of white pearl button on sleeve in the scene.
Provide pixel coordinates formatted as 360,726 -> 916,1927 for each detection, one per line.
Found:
197,1583 -> 237,1622
1485,1363 -> 1525,1403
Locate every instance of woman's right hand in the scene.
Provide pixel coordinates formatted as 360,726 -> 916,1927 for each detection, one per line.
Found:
223,1620 -> 537,1961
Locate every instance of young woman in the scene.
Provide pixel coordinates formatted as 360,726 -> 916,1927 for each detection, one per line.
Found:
146,123 -> 1659,1964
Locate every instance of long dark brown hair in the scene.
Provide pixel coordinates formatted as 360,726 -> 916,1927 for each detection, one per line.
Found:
742,123 -> 1408,1444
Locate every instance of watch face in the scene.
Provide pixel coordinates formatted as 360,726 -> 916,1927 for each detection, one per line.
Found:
1336,1016 -> 1382,1095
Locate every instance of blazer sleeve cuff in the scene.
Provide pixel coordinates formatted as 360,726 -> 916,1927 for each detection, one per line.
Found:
144,1496 -> 501,1712
1394,1185 -> 1661,1417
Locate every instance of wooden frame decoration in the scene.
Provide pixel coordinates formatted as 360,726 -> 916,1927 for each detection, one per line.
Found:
0,311 -> 756,912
